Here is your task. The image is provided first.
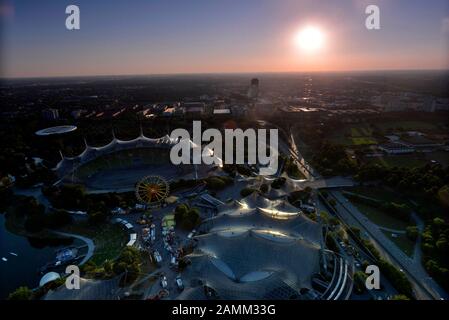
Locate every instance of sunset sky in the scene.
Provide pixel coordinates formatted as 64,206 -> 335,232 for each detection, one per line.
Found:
1,0 -> 448,78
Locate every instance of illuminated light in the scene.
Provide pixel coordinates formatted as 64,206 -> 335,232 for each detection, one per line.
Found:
294,26 -> 325,53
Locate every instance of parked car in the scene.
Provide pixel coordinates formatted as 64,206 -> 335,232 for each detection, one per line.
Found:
175,276 -> 184,291
187,229 -> 197,239
153,250 -> 162,264
160,275 -> 168,288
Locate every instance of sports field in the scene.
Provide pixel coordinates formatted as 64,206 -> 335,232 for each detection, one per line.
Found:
70,148 -> 194,192
84,164 -> 188,192
328,124 -> 378,146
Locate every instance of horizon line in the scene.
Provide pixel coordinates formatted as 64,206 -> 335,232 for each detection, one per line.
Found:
2,67 -> 449,81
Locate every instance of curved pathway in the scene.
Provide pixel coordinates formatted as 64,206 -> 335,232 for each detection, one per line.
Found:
52,231 -> 95,266
378,226 -> 406,234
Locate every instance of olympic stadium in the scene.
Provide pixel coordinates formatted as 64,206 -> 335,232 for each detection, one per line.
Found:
54,129 -> 219,192
178,193 -> 354,300
35,125 -> 78,136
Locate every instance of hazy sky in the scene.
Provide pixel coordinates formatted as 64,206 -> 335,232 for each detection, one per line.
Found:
1,0 -> 448,78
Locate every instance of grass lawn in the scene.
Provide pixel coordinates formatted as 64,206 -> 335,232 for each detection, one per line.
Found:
329,135 -> 378,146
381,230 -> 415,257
352,202 -> 410,230
352,137 -> 378,145
327,120 -> 446,146
344,186 -> 415,229
425,151 -> 449,168
351,126 -> 373,137
328,124 -> 378,146
345,186 -> 405,203
374,120 -> 444,133
366,155 -> 428,168
62,222 -> 128,265
346,186 -> 448,220
406,194 -> 448,219
89,224 -> 129,265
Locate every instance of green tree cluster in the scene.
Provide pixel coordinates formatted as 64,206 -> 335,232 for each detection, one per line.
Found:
174,204 -> 201,230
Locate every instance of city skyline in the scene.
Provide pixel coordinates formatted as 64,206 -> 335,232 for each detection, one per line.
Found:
1,0 -> 449,78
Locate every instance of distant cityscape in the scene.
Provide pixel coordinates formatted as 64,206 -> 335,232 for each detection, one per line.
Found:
0,71 -> 448,302
1,0 -> 449,306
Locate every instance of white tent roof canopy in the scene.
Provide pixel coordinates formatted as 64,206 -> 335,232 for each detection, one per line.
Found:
126,239 -> 136,247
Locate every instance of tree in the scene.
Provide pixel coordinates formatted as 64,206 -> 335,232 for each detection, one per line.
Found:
16,197 -> 45,217
378,259 -> 413,298
350,226 -> 361,238
325,233 -> 338,252
353,271 -> 368,294
259,184 -> 269,193
319,211 -> 329,224
205,176 -> 232,191
88,210 -> 107,225
174,204 -> 201,230
113,247 -> 142,285
405,226 -> 419,241
312,142 -> 356,176
24,214 -> 46,233
174,204 -> 189,226
433,217 -> 444,227
271,177 -> 286,189
329,217 -> 340,226
436,236 -> 448,253
240,188 -> 256,197
288,190 -> 311,205
46,210 -> 73,229
103,259 -> 114,275
8,286 -> 33,300
437,185 -> 449,208
184,208 -> 200,230
53,184 -> 87,209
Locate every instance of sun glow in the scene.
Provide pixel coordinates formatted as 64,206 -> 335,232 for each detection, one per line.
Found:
294,26 -> 325,53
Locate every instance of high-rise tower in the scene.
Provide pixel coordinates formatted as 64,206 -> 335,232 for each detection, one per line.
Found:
247,78 -> 259,99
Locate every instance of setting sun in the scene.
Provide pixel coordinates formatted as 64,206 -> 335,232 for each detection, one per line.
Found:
294,26 -> 325,53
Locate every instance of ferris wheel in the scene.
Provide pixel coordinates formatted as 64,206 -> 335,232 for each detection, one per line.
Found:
135,175 -> 170,207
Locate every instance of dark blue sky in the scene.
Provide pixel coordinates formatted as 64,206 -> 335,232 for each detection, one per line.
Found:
1,0 -> 448,77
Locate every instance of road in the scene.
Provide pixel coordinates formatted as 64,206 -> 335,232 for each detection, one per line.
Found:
257,119 -> 316,180
329,190 -> 448,300
292,176 -> 355,189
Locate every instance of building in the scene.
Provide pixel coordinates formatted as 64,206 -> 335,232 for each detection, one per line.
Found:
230,105 -> 248,118
378,143 -> 415,154
162,107 -> 176,117
435,98 -> 449,111
247,78 -> 259,99
178,193 -> 353,300
70,109 -> 85,119
384,97 -> 405,112
182,102 -> 205,118
42,108 -> 60,120
213,108 -> 231,116
255,102 -> 275,116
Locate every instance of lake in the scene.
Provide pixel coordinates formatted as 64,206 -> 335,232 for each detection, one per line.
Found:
0,214 -> 80,299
